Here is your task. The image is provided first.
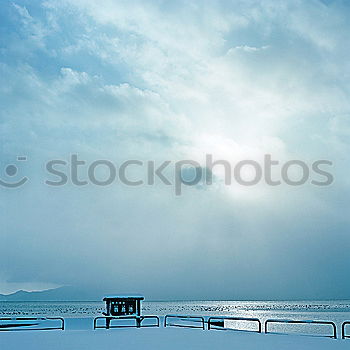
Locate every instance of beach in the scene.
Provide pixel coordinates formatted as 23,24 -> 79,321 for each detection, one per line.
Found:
1,327 -> 350,350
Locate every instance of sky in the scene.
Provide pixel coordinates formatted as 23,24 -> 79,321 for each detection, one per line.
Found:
0,0 -> 350,300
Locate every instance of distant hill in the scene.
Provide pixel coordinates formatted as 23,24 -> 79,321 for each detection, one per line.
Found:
0,286 -> 103,301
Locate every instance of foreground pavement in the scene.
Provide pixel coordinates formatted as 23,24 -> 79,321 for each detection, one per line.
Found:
1,328 -> 350,350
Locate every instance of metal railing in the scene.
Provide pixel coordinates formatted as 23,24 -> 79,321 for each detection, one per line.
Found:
265,319 -> 337,339
342,321 -> 350,339
0,317 -> 64,331
0,313 -> 342,341
208,316 -> 262,333
164,315 -> 205,330
94,315 -> 160,329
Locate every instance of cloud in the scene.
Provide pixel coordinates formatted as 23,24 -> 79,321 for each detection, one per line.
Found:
230,45 -> 270,52
0,0 -> 349,299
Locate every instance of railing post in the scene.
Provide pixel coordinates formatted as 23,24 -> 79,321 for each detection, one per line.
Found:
331,322 -> 337,339
264,320 -> 268,334
342,322 -> 350,339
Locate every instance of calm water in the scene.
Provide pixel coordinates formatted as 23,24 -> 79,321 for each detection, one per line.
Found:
1,300 -> 350,337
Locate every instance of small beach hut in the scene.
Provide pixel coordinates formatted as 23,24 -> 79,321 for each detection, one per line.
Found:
103,295 -> 144,317
102,295 -> 144,328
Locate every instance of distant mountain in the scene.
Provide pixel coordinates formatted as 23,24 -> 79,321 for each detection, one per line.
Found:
0,286 -> 103,301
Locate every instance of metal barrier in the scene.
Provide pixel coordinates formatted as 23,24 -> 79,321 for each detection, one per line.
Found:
94,315 -> 160,329
265,319 -> 337,339
342,322 -> 350,339
0,317 -> 64,331
164,315 -> 205,330
208,316 -> 262,333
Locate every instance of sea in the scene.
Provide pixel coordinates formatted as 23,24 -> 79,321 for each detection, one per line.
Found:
1,300 -> 350,337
